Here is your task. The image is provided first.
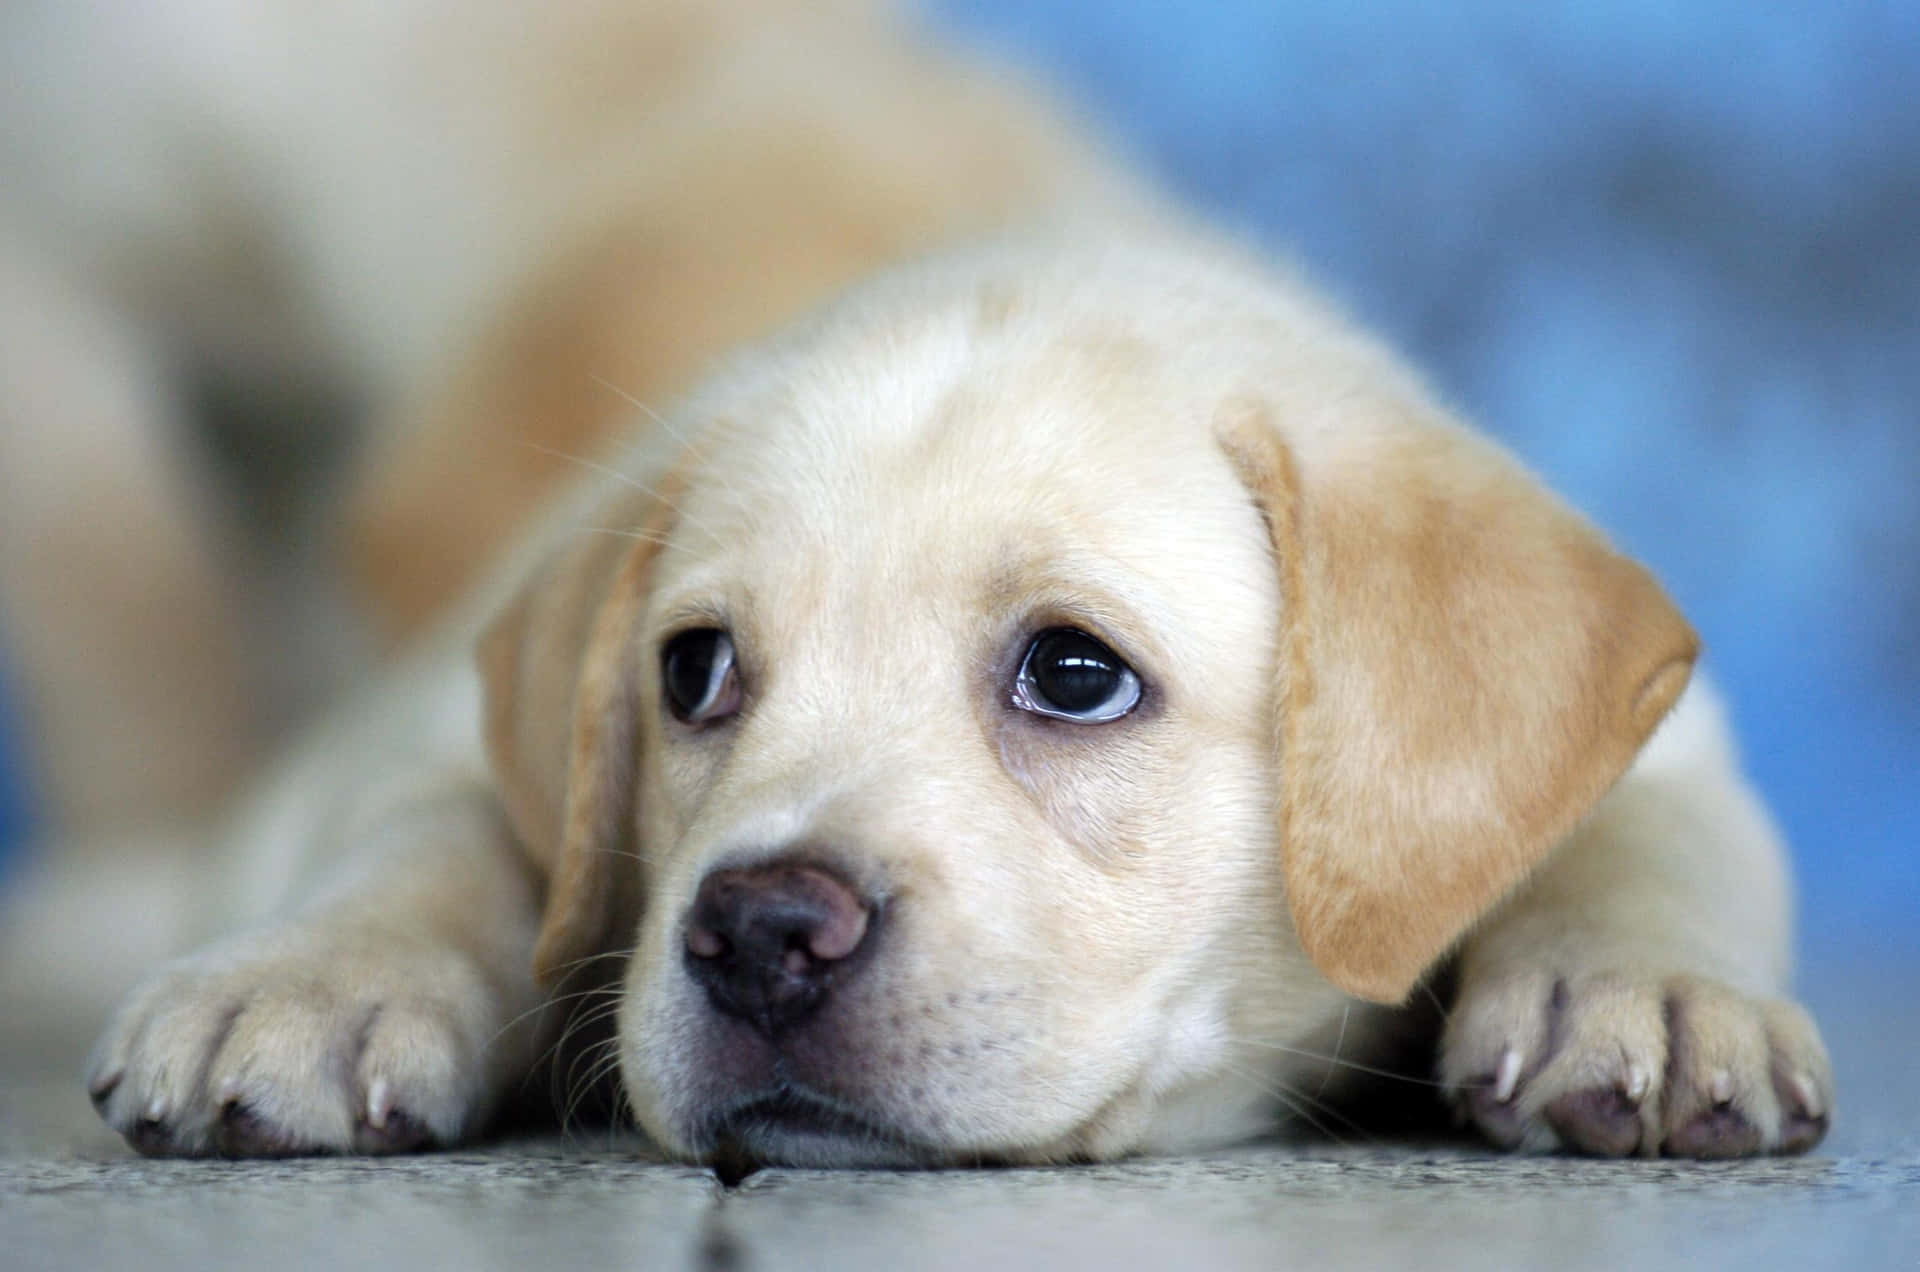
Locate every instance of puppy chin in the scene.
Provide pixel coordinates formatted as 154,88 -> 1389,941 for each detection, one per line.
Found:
633,1033 -> 1097,1170
696,1086 -> 955,1172
624,1014 -> 955,1169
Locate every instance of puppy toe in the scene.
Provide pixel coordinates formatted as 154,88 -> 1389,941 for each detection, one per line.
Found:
1441,969 -> 1558,1149
1763,999 -> 1833,1154
1526,976 -> 1665,1156
86,1066 -> 122,1110
350,1004 -> 485,1153
97,981 -> 244,1156
1459,1078 -> 1531,1150
1659,977 -> 1778,1158
353,1088 -> 437,1156
1770,1068 -> 1830,1155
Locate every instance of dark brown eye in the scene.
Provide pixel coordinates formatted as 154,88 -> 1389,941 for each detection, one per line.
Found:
663,629 -> 740,723
1012,629 -> 1141,723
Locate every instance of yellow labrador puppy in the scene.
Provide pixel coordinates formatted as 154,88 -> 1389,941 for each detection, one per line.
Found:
86,225 -> 1831,1167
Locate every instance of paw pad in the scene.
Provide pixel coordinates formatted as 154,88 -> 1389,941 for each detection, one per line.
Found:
1666,1103 -> 1760,1159
216,1101 -> 306,1158
1544,1085 -> 1644,1157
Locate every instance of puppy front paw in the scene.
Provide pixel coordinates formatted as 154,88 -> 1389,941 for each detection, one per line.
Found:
86,926 -> 513,1157
1440,970 -> 1831,1157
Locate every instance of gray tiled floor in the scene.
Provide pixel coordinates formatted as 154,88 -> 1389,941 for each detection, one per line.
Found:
5,959 -> 1915,1272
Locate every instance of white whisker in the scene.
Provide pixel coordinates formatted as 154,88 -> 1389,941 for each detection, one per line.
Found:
570,524 -> 700,560
518,438 -> 725,549
521,439 -> 657,496
589,375 -> 749,527
1316,1002 -> 1352,1098
589,375 -> 705,462
1229,1035 -> 1464,1089
1221,1057 -> 1369,1146
575,525 -> 676,546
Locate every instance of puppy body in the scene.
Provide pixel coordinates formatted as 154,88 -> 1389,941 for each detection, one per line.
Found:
87,227 -> 1829,1165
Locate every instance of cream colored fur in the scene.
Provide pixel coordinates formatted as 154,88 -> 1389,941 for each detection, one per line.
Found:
86,227 -> 1830,1165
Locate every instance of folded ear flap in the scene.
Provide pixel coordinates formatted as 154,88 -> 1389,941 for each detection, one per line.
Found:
1216,399 -> 1698,1005
476,475 -> 683,986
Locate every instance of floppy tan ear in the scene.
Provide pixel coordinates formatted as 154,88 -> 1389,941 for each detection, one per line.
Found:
1216,399 -> 1698,1005
477,474 -> 683,986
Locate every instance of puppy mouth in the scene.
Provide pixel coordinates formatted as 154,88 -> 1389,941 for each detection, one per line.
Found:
697,1084 -> 943,1172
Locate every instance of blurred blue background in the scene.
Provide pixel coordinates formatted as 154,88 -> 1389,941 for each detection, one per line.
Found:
0,0 -> 1911,970
0,655 -> 26,881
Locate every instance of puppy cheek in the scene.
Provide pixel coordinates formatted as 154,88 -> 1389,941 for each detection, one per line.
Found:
992,726 -> 1173,865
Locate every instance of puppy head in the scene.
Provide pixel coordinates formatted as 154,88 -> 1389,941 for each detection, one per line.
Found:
478,232 -> 1696,1166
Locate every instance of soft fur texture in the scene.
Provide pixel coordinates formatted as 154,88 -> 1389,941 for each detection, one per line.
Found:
86,227 -> 1830,1167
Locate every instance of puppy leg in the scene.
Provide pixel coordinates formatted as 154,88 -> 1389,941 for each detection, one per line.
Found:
86,778 -> 554,1156
1440,682 -> 1832,1156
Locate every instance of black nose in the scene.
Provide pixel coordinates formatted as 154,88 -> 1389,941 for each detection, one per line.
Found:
683,860 -> 873,1033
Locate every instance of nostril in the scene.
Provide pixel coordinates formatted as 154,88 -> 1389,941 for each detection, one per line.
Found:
686,923 -> 727,959
804,898 -> 868,963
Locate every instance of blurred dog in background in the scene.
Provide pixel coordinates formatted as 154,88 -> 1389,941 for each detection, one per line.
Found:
0,0 -> 1132,838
